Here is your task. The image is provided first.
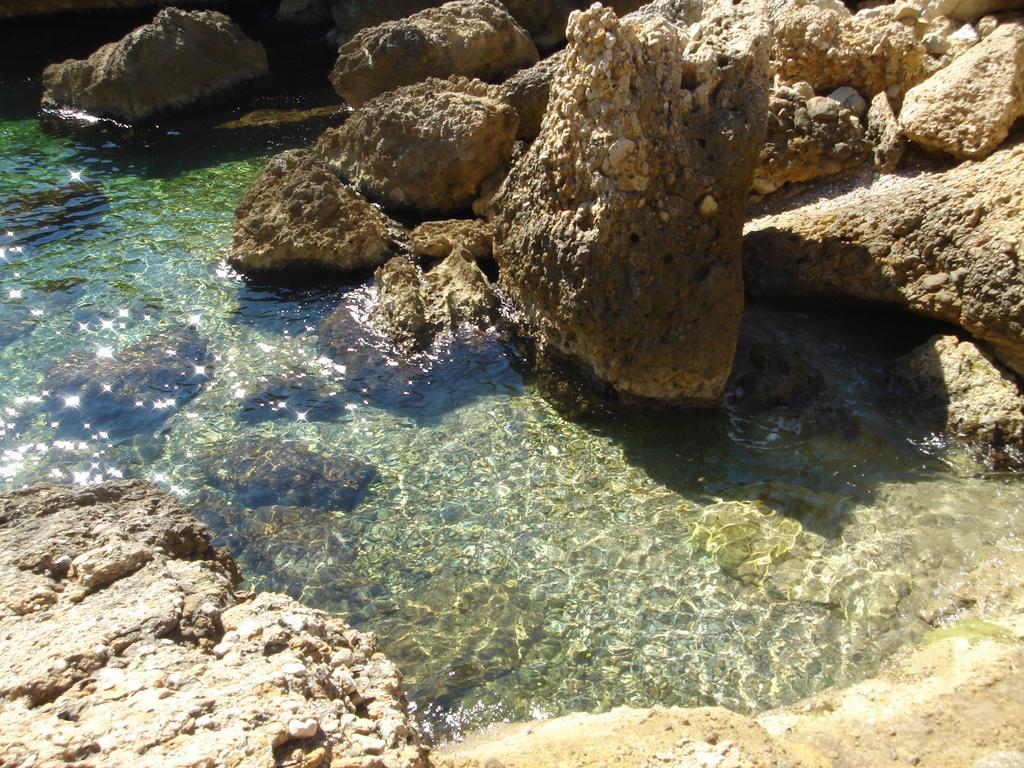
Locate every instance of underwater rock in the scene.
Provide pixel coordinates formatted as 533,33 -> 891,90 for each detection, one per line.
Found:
492,1 -> 769,406
373,251 -> 498,352
411,218 -> 494,264
0,181 -> 109,250
753,84 -> 871,196
229,150 -> 405,275
744,138 -> 1024,379
890,334 -> 1024,467
43,324 -> 212,436
329,0 -> 538,108
40,8 -> 269,124
0,481 -> 427,767
317,77 -> 519,215
202,437 -> 377,511
238,371 -> 347,424
771,0 -> 928,100
900,22 -> 1024,160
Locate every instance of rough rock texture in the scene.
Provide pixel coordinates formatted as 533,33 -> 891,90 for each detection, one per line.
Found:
890,334 -> 1024,466
491,1 -> 770,406
0,481 -> 426,768
771,0 -> 928,99
329,0 -> 538,108
40,8 -> 269,124
371,252 -> 497,351
500,50 -> 565,140
753,84 -> 871,195
865,91 -> 906,172
900,22 -> 1024,160
744,139 -> 1024,378
229,150 -> 405,274
317,77 -> 519,214
411,218 -> 493,263
330,0 -> 435,42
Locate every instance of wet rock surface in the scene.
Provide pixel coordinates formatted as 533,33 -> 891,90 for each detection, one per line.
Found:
900,21 -> 1024,160
201,436 -> 378,511
492,1 -> 769,406
40,8 -> 269,124
43,324 -> 212,437
329,0 -> 538,108
753,83 -> 871,196
890,334 -> 1024,467
744,139 -> 1024,378
318,77 -> 519,215
229,150 -> 406,275
0,481 -> 426,767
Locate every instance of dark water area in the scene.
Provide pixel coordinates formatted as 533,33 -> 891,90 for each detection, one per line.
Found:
1,15 -> 1022,744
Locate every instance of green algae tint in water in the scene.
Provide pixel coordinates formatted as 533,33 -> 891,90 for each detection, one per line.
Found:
2,88 -> 1024,745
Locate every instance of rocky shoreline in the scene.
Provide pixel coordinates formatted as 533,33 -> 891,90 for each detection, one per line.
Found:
3,0 -> 1024,764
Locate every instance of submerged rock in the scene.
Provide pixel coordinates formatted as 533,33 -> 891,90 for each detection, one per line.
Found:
753,83 -> 871,196
41,8 -> 269,124
890,334 -> 1024,466
317,77 -> 519,214
744,139 -> 1024,378
329,0 -> 538,108
44,324 -> 212,435
411,218 -> 494,264
900,22 -> 1024,160
0,481 -> 426,767
238,371 -> 347,424
492,1 -> 769,406
202,437 -> 378,511
229,150 -> 405,275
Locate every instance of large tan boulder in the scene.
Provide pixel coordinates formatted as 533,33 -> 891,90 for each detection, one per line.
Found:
40,8 -> 268,124
771,0 -> 928,99
317,77 -> 519,214
744,139 -> 1024,377
0,482 -> 427,768
228,150 -> 405,274
753,84 -> 871,196
899,22 -> 1024,160
329,0 -> 538,108
890,334 -> 1024,466
491,1 -> 770,406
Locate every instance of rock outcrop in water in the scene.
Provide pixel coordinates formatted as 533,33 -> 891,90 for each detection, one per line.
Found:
329,0 -> 538,108
317,77 -> 519,215
40,8 -> 269,124
491,0 -> 769,406
43,324 -> 212,437
744,138 -> 1024,378
0,482 -> 426,768
891,334 -> 1024,467
229,150 -> 406,275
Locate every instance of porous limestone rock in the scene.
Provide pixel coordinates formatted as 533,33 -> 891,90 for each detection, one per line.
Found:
865,91 -> 906,172
899,22 -> 1024,160
411,218 -> 494,263
753,84 -> 871,196
329,0 -> 538,108
0,481 -> 427,768
372,252 -> 497,351
317,77 -> 519,214
40,8 -> 269,123
500,50 -> 566,140
491,1 -> 770,406
744,139 -> 1024,378
890,335 -> 1024,466
772,0 -> 927,99
229,150 -> 405,274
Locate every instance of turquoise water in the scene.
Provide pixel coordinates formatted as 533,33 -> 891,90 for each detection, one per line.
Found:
2,75 -> 1023,743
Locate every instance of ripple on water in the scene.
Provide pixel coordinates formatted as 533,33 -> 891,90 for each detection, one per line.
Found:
0,98 -> 1022,745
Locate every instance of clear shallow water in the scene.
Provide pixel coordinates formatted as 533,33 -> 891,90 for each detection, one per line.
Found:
2,82 -> 1023,744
